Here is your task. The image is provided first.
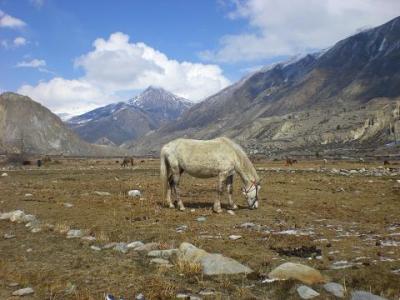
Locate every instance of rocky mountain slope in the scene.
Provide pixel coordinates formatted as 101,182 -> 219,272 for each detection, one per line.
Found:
0,92 -> 124,156
126,16 -> 400,156
68,87 -> 192,145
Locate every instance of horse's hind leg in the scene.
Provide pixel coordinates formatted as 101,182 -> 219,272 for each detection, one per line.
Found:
171,173 -> 185,211
213,174 -> 225,213
166,176 -> 174,208
226,175 -> 238,210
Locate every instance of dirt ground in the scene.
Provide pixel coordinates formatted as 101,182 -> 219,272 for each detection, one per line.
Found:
0,158 -> 399,300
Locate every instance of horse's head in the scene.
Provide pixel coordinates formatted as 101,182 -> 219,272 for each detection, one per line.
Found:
242,181 -> 261,209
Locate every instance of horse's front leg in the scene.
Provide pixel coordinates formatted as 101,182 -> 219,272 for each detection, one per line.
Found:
213,174 -> 224,213
226,175 -> 238,210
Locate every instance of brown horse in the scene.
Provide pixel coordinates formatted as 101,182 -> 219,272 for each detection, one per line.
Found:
121,157 -> 134,167
285,157 -> 298,166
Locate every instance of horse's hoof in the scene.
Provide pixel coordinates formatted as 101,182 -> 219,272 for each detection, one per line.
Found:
230,204 -> 238,210
179,207 -> 186,211
213,208 -> 223,214
168,203 -> 175,209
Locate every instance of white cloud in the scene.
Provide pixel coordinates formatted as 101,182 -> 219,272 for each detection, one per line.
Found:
18,32 -> 231,114
13,37 -> 27,47
201,0 -> 400,63
0,10 -> 26,28
16,59 -> 46,68
18,78 -> 111,115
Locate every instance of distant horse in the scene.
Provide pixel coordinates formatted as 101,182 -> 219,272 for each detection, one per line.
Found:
160,137 -> 261,213
285,157 -> 298,166
121,157 -> 134,167
384,160 -> 390,166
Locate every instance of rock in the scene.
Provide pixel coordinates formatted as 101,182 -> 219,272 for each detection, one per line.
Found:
1,172 -> 8,177
66,229 -> 84,238
227,210 -> 235,215
127,241 -> 145,249
7,282 -> 19,287
196,216 -> 206,222
12,287 -> 34,296
297,285 -> 320,299
199,289 -> 215,296
240,222 -> 255,228
229,235 -> 242,240
134,242 -> 159,252
9,210 -> 26,223
128,190 -> 141,197
103,242 -> 118,249
63,202 -> 74,208
90,245 -> 101,251
81,236 -> 96,241
26,248 -> 32,252
24,193 -> 33,197
113,243 -> 129,253
31,227 -> 41,233
268,262 -> 325,285
176,225 -> 188,233
351,291 -> 388,300
324,282 -> 345,298
4,233 -> 15,239
150,258 -> 172,266
94,191 -> 111,196
135,293 -> 145,300
178,242 -> 253,275
148,249 -> 178,259
22,214 -> 36,223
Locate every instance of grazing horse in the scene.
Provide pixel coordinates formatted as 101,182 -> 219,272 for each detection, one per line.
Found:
160,137 -> 261,213
121,157 -> 133,167
384,160 -> 390,166
285,157 -> 298,166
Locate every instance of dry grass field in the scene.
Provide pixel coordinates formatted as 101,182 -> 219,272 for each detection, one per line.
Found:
0,158 -> 399,299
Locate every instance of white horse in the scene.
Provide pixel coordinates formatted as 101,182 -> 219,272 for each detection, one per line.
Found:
160,137 -> 261,213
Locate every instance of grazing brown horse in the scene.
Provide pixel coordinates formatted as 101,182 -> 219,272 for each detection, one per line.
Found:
285,157 -> 298,166
121,157 -> 134,167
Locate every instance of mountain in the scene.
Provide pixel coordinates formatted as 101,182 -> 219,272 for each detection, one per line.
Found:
127,86 -> 193,124
0,92 -> 125,156
68,87 -> 192,145
126,16 -> 400,156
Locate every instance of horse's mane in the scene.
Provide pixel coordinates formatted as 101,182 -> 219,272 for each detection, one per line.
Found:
219,137 -> 259,182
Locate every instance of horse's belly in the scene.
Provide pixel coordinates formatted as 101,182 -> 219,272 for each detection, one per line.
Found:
183,165 -> 220,178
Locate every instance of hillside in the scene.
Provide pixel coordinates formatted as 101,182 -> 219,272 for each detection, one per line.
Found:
126,17 -> 400,156
0,92 -> 125,156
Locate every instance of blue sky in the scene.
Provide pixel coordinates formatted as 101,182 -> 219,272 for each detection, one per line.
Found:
1,0 -> 399,115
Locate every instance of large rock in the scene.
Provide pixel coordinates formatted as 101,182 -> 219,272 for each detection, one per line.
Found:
351,291 -> 388,300
268,262 -> 325,285
324,282 -> 345,298
297,285 -> 320,299
178,242 -> 253,276
134,242 -> 159,252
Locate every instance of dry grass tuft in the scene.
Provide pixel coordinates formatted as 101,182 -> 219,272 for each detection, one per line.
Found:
175,260 -> 202,276
55,222 -> 70,234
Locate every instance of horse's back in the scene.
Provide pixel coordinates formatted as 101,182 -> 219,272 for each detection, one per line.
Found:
161,138 -> 238,177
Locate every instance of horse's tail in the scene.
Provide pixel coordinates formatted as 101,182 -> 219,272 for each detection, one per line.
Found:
160,149 -> 169,202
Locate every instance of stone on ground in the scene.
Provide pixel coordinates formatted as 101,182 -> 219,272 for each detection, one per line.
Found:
178,242 -> 253,275
351,291 -> 388,300
66,229 -> 84,238
134,242 -> 159,252
127,241 -> 144,249
150,258 -> 172,266
128,190 -> 141,197
297,285 -> 320,299
147,249 -> 178,259
324,282 -> 345,298
12,287 -> 34,296
94,191 -> 111,196
113,243 -> 128,253
268,262 -> 325,285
